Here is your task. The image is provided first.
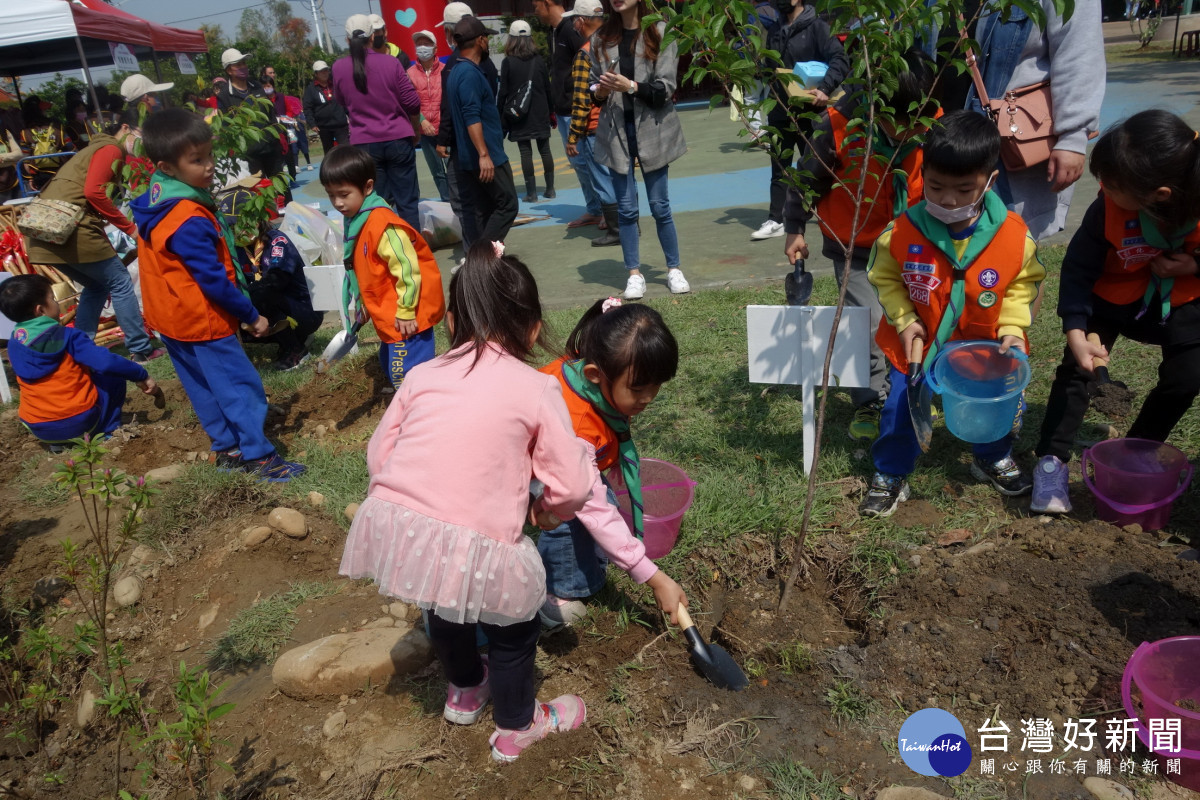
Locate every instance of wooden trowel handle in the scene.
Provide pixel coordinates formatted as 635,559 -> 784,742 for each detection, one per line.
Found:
1086,333 -> 1109,370
676,604 -> 695,632
908,336 -> 924,366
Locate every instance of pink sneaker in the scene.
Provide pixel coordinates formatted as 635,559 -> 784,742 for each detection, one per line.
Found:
488,695 -> 587,763
443,656 -> 490,725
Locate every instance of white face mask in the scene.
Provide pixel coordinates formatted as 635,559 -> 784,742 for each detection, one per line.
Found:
925,179 -> 993,226
416,45 -> 436,61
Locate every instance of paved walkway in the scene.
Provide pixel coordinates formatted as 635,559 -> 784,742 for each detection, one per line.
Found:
289,57 -> 1200,309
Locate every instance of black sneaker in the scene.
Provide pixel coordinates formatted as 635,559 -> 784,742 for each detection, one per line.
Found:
543,188 -> 556,199
243,452 -> 307,483
272,349 -> 311,372
214,449 -> 243,471
859,472 -> 910,518
130,347 -> 167,363
970,455 -> 1033,497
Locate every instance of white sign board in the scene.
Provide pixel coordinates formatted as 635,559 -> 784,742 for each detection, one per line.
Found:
303,265 -> 342,312
176,53 -> 196,75
108,42 -> 139,72
746,305 -> 871,474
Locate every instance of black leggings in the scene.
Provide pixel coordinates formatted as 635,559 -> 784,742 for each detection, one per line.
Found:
516,137 -> 554,195
426,612 -> 542,729
1036,302 -> 1200,461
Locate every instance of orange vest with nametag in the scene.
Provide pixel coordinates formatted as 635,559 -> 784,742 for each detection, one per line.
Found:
876,211 -> 1030,372
353,207 -> 445,344
17,351 -> 98,425
138,200 -> 240,342
1095,193 -> 1200,308
540,357 -> 619,472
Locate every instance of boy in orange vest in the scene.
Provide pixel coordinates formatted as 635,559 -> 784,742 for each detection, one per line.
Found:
862,110 -> 1045,517
1,273 -> 157,450
132,108 -> 305,482
319,145 -> 445,391
784,48 -> 939,441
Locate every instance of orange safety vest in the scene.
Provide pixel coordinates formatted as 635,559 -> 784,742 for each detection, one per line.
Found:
876,211 -> 1030,372
17,351 -> 98,425
353,207 -> 445,344
815,108 -> 935,249
540,357 -> 619,472
138,200 -> 240,342
1094,193 -> 1200,308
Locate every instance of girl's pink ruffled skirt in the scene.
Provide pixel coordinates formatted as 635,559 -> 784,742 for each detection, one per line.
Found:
339,496 -> 546,626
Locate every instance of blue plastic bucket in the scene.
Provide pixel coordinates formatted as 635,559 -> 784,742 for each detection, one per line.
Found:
927,341 -> 1030,444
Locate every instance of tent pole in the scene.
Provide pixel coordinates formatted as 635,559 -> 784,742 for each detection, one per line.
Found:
10,76 -> 22,105
72,35 -> 104,125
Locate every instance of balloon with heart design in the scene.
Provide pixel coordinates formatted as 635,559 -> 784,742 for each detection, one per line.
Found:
394,8 -> 418,27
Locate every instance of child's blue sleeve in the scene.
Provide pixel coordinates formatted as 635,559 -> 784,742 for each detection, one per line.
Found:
167,218 -> 260,325
65,328 -> 148,383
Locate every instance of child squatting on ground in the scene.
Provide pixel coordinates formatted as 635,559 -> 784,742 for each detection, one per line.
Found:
320,145 -> 445,391
131,108 -> 306,482
862,110 -> 1046,518
1,274 -> 158,449
537,298 -> 689,629
783,48 -> 940,442
1031,110 -> 1200,514
339,242 -> 593,762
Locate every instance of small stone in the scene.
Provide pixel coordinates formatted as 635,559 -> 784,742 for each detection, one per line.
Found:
908,554 -> 922,568
381,604 -> 390,615
241,526 -> 273,547
1122,523 -> 1143,535
968,692 -> 982,703
1106,425 -> 1121,440
197,603 -> 220,633
1060,670 -> 1078,686
1083,777 -> 1136,800
363,617 -> 394,630
322,711 -> 347,739
344,502 -> 361,521
109,446 -> 122,457
145,463 -> 188,483
982,616 -> 1000,632
113,576 -> 143,608
76,689 -> 97,728
174,641 -> 191,652
267,508 -> 308,539
185,451 -> 199,463
319,769 -> 334,784
388,602 -> 408,619
326,420 -> 338,432
314,424 -> 327,439
307,491 -> 326,508
129,544 -> 155,565
962,541 -> 996,556
737,775 -> 758,792
32,576 -> 69,608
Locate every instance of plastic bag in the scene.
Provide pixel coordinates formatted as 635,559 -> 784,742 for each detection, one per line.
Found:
418,200 -> 461,250
278,202 -> 343,267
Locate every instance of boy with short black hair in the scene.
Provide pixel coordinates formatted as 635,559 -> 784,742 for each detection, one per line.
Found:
862,110 -> 1045,517
132,107 -> 305,482
1,273 -> 156,449
320,145 -> 445,390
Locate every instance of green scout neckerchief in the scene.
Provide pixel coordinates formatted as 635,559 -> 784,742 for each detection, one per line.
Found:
1136,212 -> 1198,322
339,192 -> 393,332
562,359 -> 644,540
906,190 -> 1010,371
145,171 -> 247,299
867,129 -> 922,219
12,316 -> 60,352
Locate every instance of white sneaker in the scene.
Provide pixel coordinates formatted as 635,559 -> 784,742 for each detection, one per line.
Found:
666,268 -> 690,294
623,273 -> 646,299
450,257 -> 466,276
750,219 -> 784,240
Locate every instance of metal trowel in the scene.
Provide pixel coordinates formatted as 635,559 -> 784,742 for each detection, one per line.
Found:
784,258 -> 813,306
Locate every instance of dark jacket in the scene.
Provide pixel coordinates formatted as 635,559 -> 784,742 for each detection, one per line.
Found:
497,54 -> 552,142
436,50 -> 500,151
302,81 -> 348,130
550,18 -> 584,116
216,80 -> 278,124
766,6 -> 849,124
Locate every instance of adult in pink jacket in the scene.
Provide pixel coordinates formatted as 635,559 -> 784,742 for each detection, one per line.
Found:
408,29 -> 450,201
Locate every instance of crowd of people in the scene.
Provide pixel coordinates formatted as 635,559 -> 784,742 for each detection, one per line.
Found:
6,0 -> 1200,773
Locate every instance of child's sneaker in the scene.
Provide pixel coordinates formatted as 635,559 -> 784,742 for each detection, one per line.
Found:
970,455 -> 1033,497
272,349 -> 311,372
243,452 -> 307,483
538,594 -> 588,631
859,472 -> 910,518
489,695 -> 587,763
1030,455 -> 1072,514
214,449 -> 242,471
130,347 -> 167,363
444,656 -> 490,725
848,400 -> 884,441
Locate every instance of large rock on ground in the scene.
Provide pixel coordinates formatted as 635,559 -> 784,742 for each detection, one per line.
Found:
271,624 -> 432,698
145,464 -> 188,483
267,508 -> 308,539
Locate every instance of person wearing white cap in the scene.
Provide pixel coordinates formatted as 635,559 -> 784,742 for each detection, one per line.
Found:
303,60 -> 349,154
407,30 -> 449,201
368,13 -> 413,67
332,13 -> 424,228
119,74 -> 174,115
498,20 -> 554,203
215,48 -> 286,181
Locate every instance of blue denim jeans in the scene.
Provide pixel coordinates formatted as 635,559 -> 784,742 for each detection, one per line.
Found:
537,484 -> 616,599
56,255 -> 153,356
610,121 -> 680,272
559,124 -> 601,215
362,138 -> 420,230
419,137 -> 450,202
576,134 -> 615,207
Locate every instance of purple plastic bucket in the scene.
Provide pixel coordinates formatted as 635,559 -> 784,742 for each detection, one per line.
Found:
1121,636 -> 1200,791
1082,438 -> 1192,531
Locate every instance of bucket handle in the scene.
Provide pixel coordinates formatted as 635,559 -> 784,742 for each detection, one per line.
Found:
1082,449 -> 1194,515
612,479 -> 698,498
1121,640 -> 1200,760
924,344 -> 1028,397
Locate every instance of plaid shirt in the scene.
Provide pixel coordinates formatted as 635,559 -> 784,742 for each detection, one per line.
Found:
567,47 -> 596,144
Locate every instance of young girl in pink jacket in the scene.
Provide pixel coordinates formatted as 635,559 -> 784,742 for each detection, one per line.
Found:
340,241 -> 593,761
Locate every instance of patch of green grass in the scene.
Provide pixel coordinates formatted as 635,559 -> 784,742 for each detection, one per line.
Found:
284,438 -> 369,527
763,758 -> 853,799
139,466 -> 270,551
16,456 -> 70,508
824,678 -> 877,725
946,774 -> 1007,800
777,641 -> 813,675
1105,42 -> 1177,65
208,581 -> 340,670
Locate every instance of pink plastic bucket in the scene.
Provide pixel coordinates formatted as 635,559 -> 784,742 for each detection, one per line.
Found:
1082,438 -> 1192,531
1121,636 -> 1200,790
610,459 -> 697,560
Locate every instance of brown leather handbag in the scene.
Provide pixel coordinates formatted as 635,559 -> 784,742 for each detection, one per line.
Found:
967,50 -> 1056,172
